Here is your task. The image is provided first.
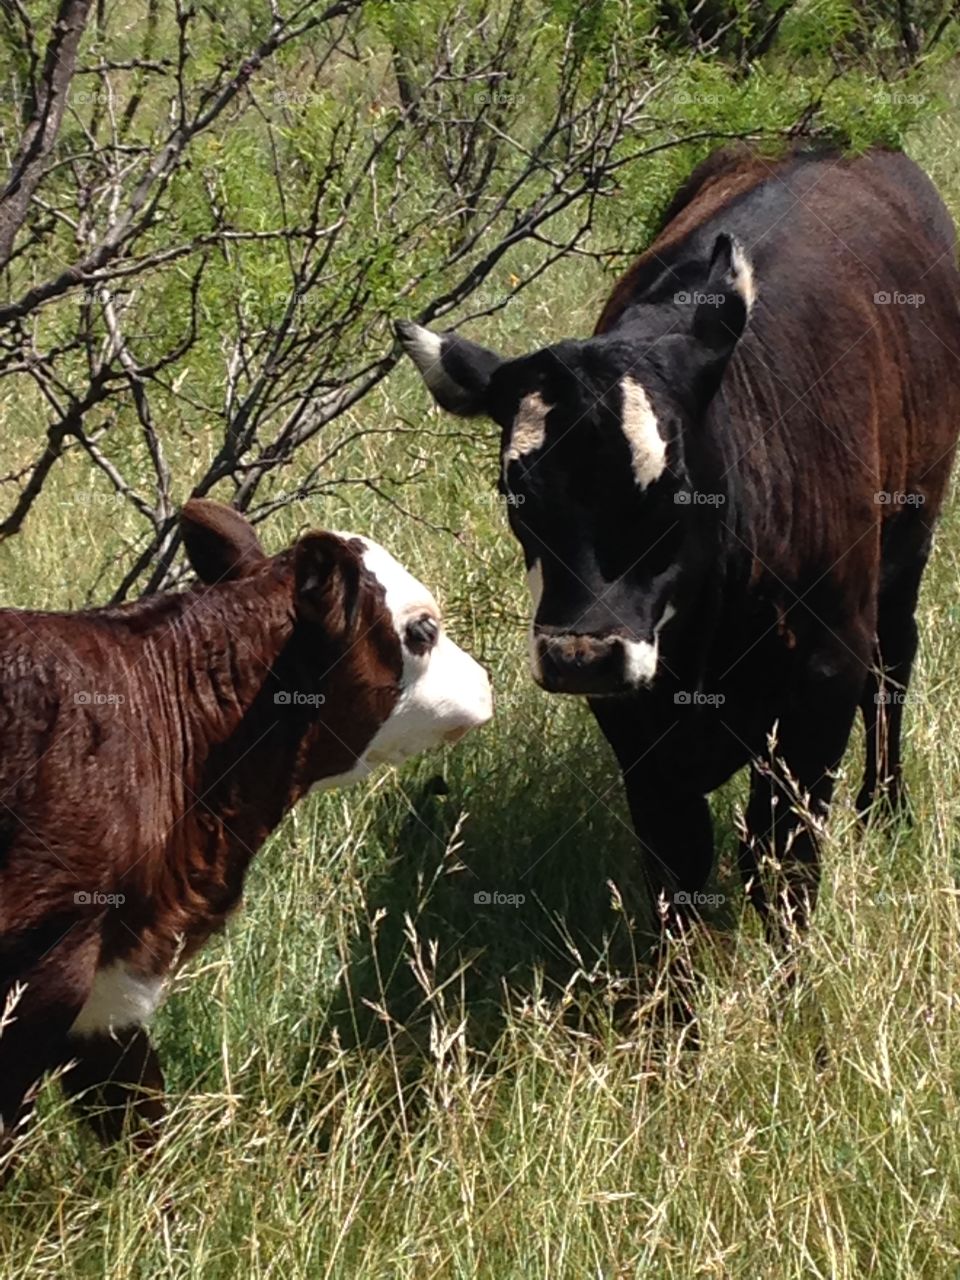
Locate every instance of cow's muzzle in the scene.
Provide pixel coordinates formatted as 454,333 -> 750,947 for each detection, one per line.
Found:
532,628 -> 655,695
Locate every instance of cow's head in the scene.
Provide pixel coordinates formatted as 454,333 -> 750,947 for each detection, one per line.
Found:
180,500 -> 492,781
398,233 -> 753,696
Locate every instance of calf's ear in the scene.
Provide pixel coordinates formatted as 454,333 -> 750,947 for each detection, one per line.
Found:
294,533 -> 362,639
396,320 -> 503,416
181,499 -> 267,583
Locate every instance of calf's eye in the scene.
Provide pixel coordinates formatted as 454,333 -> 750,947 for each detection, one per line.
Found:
404,614 -> 439,655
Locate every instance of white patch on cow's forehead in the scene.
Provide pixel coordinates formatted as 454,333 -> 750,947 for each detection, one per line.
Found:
620,377 -> 666,488
503,392 -> 551,476
70,962 -> 166,1037
333,531 -> 436,622
318,530 -> 492,781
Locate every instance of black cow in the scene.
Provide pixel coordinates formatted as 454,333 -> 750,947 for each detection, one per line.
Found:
398,144 -> 960,951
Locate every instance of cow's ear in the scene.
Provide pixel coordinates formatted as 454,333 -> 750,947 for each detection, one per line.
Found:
181,499 -> 267,583
294,532 -> 362,638
396,320 -> 503,416
692,233 -> 754,360
684,233 -> 754,405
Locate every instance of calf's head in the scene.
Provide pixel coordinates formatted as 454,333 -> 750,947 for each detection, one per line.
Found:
181,500 -> 492,782
398,233 -> 753,696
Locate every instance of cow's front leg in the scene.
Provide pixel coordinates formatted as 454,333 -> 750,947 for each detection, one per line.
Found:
62,1025 -> 165,1149
589,699 -> 715,1023
740,664 -> 862,950
624,777 -> 716,1031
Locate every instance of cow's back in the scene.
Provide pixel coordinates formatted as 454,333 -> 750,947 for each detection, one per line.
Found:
598,146 -> 960,595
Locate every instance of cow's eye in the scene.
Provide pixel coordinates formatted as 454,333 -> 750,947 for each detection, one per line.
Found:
404,614 -> 439,655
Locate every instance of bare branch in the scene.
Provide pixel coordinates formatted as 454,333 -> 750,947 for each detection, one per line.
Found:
0,0 -> 93,268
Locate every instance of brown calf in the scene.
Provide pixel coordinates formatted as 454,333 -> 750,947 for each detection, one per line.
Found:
0,499 -> 491,1148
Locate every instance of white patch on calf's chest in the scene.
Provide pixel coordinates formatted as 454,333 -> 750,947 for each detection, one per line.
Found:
70,962 -> 166,1037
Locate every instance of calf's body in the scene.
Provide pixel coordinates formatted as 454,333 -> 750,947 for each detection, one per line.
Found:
400,144 -> 960,950
0,501 -> 491,1146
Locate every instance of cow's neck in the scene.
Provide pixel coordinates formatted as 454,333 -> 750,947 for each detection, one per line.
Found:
121,577 -> 365,965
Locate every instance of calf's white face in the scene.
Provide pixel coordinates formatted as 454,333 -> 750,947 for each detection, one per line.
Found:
326,534 -> 493,780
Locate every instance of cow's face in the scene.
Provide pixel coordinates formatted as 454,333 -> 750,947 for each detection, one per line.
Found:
319,532 -> 494,769
399,233 -> 753,696
179,501 -> 492,779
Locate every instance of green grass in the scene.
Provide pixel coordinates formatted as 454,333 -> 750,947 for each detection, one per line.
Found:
3,91 -> 960,1280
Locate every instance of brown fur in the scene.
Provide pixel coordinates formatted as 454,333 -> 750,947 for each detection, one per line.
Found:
598,145 -> 959,611
0,500 -> 403,1148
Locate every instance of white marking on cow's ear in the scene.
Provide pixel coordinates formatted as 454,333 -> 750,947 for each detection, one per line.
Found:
622,602 -> 676,689
70,962 -> 166,1037
620,378 -> 667,489
504,393 -> 551,477
728,238 -> 756,312
526,559 -> 543,611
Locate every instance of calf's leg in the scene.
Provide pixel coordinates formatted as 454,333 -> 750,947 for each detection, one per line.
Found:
62,1025 -> 165,1148
0,922 -> 100,1156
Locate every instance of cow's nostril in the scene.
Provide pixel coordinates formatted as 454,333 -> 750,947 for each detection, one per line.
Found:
535,632 -> 628,694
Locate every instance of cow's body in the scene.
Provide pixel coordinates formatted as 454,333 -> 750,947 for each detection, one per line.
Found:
0,501 -> 491,1148
400,145 -> 960,949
